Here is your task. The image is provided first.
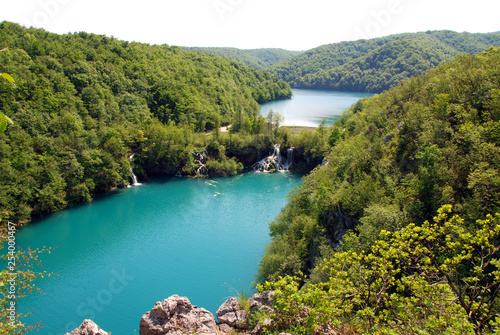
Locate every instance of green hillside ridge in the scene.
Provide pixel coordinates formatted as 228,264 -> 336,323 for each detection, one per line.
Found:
269,30 -> 500,93
0,21 -> 293,225
256,47 -> 500,334
180,46 -> 302,71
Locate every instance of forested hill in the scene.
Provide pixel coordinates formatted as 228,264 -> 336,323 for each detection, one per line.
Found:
269,30 -> 500,93
180,46 -> 302,70
0,22 -> 291,224
259,45 -> 500,285
257,47 -> 500,333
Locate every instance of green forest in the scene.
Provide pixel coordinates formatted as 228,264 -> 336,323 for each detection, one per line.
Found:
180,47 -> 302,71
2,19 -> 500,335
269,30 -> 500,93
0,22 -> 297,226
256,47 -> 500,334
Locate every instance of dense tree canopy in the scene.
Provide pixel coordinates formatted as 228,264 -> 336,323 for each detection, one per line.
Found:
258,206 -> 500,334
256,46 -> 500,335
269,31 -> 500,93
180,47 -> 302,71
258,46 -> 500,285
0,22 -> 292,225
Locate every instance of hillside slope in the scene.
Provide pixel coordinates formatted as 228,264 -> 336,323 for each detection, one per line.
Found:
257,46 -> 500,334
270,30 -> 500,93
259,46 -> 500,281
0,22 -> 292,223
180,46 -> 302,70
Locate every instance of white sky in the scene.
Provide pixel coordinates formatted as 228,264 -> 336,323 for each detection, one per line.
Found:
1,0 -> 499,51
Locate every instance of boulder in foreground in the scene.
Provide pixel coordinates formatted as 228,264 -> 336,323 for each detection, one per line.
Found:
139,294 -> 218,335
65,319 -> 108,335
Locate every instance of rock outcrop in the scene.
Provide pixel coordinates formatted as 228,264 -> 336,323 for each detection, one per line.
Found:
65,319 -> 108,335
139,292 -> 276,335
247,291 -> 274,312
215,291 -> 275,334
139,295 -> 218,335
216,297 -> 250,329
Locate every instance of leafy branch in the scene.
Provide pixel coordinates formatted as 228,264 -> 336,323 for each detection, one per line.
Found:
0,47 -> 14,133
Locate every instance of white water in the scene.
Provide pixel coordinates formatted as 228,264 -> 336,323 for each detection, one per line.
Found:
253,144 -> 294,172
283,147 -> 294,170
128,154 -> 142,186
130,169 -> 141,186
195,151 -> 208,177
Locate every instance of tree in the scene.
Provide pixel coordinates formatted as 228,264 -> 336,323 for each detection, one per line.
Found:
328,126 -> 342,147
272,111 -> 284,131
265,110 -> 284,133
0,47 -> 14,133
378,205 -> 500,333
0,214 -> 57,334
266,110 -> 274,132
259,206 -> 500,334
213,114 -> 221,140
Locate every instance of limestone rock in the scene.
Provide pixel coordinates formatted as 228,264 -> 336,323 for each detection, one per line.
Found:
65,319 -> 108,335
248,291 -> 274,311
216,291 -> 275,333
216,297 -> 249,328
217,323 -> 236,334
139,295 -> 218,335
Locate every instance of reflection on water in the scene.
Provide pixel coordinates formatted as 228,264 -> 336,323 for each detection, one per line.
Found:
260,88 -> 374,127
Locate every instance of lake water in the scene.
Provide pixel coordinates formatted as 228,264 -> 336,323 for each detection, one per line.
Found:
260,88 -> 374,127
12,88 -> 373,334
14,173 -> 302,334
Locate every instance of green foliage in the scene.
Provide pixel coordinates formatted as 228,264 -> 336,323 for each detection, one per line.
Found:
181,47 -> 302,71
0,215 -> 57,334
328,126 -> 342,147
206,157 -> 243,177
258,47 -> 500,289
260,206 -> 500,334
0,47 -> 14,133
1,73 -> 14,84
0,22 -> 294,225
270,31 -> 500,93
0,112 -> 13,133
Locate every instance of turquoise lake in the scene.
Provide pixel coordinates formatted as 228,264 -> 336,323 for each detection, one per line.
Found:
12,88 -> 372,334
260,88 -> 374,127
16,173 -> 302,334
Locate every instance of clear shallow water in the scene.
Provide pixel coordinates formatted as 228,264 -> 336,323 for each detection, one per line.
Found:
260,88 -> 374,127
13,173 -> 302,334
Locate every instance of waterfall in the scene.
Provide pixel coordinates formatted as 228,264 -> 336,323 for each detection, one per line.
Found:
128,154 -> 142,186
283,147 -> 294,170
195,151 -> 208,177
253,144 -> 294,172
130,169 -> 141,186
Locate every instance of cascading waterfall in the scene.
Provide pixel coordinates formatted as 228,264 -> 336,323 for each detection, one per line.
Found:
195,151 -> 208,177
283,147 -> 294,170
130,170 -> 141,186
253,144 -> 294,172
128,154 -> 141,186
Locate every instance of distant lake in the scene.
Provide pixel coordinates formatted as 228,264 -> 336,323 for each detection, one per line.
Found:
260,89 -> 374,127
